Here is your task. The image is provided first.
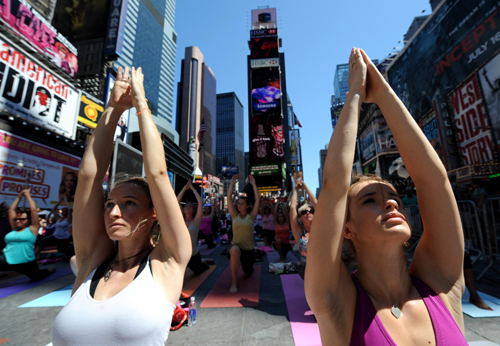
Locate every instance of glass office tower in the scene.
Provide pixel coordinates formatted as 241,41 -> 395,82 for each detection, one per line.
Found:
116,0 -> 177,123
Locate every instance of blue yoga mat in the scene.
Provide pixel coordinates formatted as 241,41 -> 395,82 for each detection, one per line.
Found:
0,267 -> 73,299
462,288 -> 500,318
19,284 -> 73,308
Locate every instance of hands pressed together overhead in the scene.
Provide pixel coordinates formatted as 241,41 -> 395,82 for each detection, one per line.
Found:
348,48 -> 391,104
108,66 -> 148,114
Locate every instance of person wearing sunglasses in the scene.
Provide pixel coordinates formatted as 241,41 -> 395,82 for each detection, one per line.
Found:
0,189 -> 55,280
290,180 -> 317,280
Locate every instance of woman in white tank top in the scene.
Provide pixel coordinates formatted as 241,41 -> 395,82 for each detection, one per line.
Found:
51,67 -> 192,345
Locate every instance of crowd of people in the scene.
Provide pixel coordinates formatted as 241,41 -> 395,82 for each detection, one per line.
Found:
0,52 -> 493,345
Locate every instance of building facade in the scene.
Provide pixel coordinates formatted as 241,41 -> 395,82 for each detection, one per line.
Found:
216,92 -> 245,191
114,0 -> 177,124
175,46 -> 217,177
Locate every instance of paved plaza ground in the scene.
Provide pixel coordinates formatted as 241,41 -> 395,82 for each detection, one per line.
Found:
1,244 -> 499,346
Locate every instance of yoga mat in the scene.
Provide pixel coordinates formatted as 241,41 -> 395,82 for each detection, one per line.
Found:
281,274 -> 321,346
199,243 -> 220,256
462,287 -> 500,318
0,339 -> 10,345
266,251 -> 299,263
182,265 -> 216,296
19,284 -> 73,308
0,267 -> 73,299
200,265 -> 261,308
468,342 -> 500,346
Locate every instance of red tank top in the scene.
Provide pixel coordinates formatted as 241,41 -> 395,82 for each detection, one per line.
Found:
275,224 -> 290,244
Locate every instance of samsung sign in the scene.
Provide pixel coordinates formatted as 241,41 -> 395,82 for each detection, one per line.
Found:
251,58 -> 279,69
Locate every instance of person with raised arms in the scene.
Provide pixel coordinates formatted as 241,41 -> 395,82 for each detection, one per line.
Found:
226,174 -> 260,293
305,48 -> 467,345
51,66 -> 192,345
290,180 -> 317,280
177,180 -> 210,275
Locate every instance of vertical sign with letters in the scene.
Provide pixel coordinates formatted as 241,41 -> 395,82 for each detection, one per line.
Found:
103,0 -> 129,58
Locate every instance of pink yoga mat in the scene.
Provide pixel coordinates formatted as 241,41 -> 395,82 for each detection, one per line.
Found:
266,251 -> 298,263
281,274 -> 321,346
201,265 -> 261,308
199,244 -> 220,256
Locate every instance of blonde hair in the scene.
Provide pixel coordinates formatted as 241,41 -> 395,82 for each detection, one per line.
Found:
297,203 -> 313,215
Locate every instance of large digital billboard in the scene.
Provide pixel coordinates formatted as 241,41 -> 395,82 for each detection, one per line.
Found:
249,163 -> 284,193
249,115 -> 284,165
0,39 -> 80,139
449,74 -> 496,165
420,111 -> 445,164
251,67 -> 281,117
249,29 -> 279,60
52,0 -> 109,42
251,8 -> 277,30
0,130 -> 81,208
0,0 -> 78,77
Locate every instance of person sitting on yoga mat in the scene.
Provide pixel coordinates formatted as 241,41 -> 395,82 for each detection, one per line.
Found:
272,199 -> 291,263
227,173 -> 260,293
259,198 -> 275,246
51,67 -> 192,346
199,198 -> 217,249
177,180 -> 210,275
305,48 -> 467,345
0,190 -> 55,281
290,180 -> 317,280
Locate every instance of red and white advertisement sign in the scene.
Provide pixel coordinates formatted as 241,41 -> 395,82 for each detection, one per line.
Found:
0,130 -> 80,208
0,38 -> 80,139
449,74 -> 496,166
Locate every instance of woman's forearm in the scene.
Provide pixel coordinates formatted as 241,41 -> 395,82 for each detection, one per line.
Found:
322,93 -> 362,189
79,105 -> 125,180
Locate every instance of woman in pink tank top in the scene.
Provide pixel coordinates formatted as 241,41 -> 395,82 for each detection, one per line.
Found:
272,200 -> 291,263
306,49 -> 467,345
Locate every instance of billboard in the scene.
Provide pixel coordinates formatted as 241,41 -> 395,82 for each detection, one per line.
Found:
103,70 -> 130,143
290,129 -> 301,166
378,154 -> 414,194
0,39 -> 80,139
420,111 -> 445,163
251,67 -> 281,116
372,109 -> 398,154
103,0 -> 129,58
52,0 -> 109,42
478,52 -> 500,154
386,0 -> 500,169
249,29 -> 279,59
251,8 -> 277,30
249,115 -> 284,165
0,0 -> 78,77
251,57 -> 280,69
359,122 -> 376,163
449,74 -> 496,165
110,140 -> 143,188
0,130 -> 81,208
250,163 -> 283,192
78,91 -> 104,129
221,165 -> 239,178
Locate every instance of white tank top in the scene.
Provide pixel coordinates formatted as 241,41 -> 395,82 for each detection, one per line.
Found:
51,256 -> 176,346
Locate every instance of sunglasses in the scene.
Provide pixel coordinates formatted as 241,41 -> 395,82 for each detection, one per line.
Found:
300,209 -> 314,216
14,218 -> 28,221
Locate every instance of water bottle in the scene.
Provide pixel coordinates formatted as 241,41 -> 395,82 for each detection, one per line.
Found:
188,297 -> 196,327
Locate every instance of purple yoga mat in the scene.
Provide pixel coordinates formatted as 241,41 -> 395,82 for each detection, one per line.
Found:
266,251 -> 298,263
199,243 -> 220,256
281,274 -> 321,346
0,267 -> 73,299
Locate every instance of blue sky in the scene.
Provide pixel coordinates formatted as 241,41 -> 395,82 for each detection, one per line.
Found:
172,0 -> 432,193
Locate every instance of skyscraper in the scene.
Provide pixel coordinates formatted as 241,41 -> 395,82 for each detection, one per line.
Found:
216,92 -> 245,190
176,47 -> 217,177
115,0 -> 178,124
333,63 -> 349,106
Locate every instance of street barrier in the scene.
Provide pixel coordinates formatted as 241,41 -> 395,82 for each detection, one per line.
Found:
482,197 -> 500,266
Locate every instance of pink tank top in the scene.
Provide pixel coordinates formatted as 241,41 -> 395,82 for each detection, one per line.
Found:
262,214 -> 274,230
200,217 -> 212,235
350,273 -> 468,346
